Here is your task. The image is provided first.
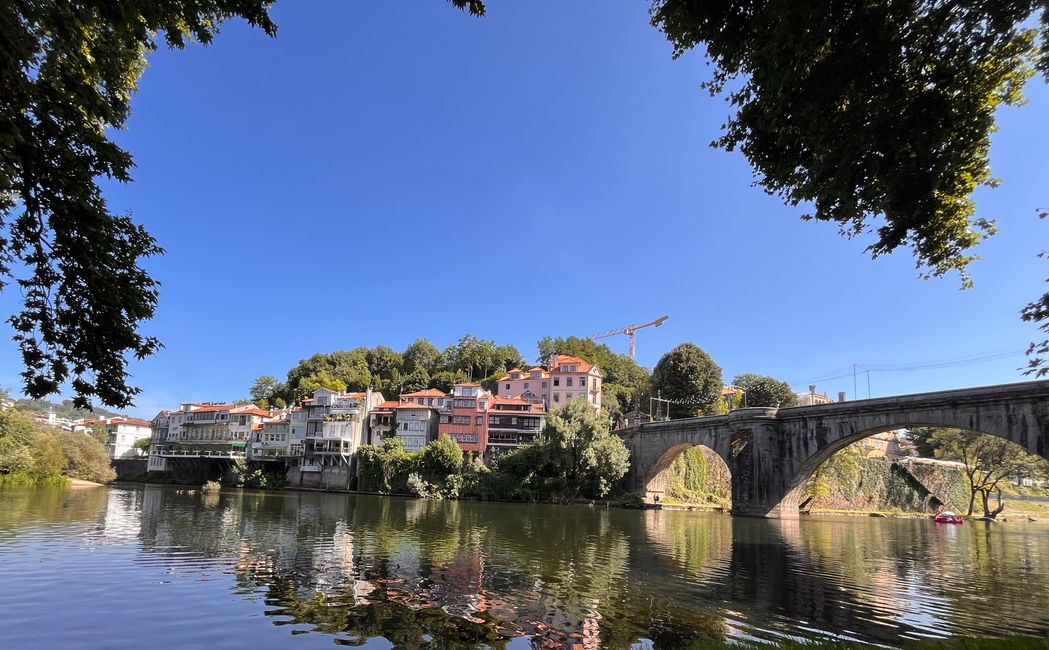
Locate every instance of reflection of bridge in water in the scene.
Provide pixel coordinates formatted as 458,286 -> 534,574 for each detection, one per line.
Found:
618,380 -> 1049,517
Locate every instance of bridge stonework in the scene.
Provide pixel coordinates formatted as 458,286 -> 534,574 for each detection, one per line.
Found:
618,381 -> 1049,518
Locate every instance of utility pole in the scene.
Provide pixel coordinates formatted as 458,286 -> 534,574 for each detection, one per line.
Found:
853,364 -> 858,401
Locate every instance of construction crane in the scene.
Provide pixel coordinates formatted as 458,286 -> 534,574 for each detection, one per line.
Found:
590,315 -> 669,361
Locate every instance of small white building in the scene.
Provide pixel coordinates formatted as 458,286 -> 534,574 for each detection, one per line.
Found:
101,417 -> 153,459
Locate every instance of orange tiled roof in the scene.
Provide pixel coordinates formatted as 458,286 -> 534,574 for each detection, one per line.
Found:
400,388 -> 447,398
231,406 -> 271,417
371,401 -> 401,412
395,402 -> 434,410
549,354 -> 595,373
721,386 -> 740,395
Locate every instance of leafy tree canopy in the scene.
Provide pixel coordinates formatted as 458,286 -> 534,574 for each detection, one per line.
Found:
651,343 -> 723,418
730,373 -> 798,408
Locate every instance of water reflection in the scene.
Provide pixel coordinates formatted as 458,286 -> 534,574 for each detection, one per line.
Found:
2,486 -> 1049,648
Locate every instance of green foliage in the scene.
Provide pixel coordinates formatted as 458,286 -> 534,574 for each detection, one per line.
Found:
0,1 -> 281,408
1021,212 -> 1048,376
929,427 -> 1049,517
88,423 -> 109,447
730,374 -> 798,408
133,437 -> 151,453
0,409 -> 113,484
651,343 -> 723,418
227,464 -> 286,490
421,436 -> 464,478
357,438 -> 420,494
298,371 -> 347,396
650,1 -> 1045,289
57,431 -> 116,483
249,375 -> 288,408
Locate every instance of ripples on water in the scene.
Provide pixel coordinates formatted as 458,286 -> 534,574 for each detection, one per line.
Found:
1,485 -> 1048,648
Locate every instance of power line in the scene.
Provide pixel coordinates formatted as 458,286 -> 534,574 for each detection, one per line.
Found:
792,345 -> 1028,389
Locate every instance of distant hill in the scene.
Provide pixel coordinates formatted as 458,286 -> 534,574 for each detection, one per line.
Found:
13,398 -> 125,421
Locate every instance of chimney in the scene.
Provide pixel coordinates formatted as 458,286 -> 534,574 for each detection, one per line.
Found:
838,391 -> 847,402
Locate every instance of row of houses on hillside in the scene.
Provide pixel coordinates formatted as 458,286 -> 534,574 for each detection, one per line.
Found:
145,355 -> 602,489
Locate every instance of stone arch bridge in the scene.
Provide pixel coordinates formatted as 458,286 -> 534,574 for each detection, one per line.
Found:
618,380 -> 1049,517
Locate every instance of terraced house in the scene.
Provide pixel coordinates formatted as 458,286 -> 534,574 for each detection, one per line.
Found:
486,397 -> 546,457
287,387 -> 385,489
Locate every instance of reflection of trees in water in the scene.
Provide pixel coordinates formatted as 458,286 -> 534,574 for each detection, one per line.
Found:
769,517 -> 1049,641
0,487 -> 108,540
134,488 -> 673,647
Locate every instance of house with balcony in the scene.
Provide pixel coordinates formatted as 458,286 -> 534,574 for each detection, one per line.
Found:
438,383 -> 492,454
367,401 -> 401,446
251,415 -> 292,461
392,402 -> 439,452
289,388 -> 385,489
486,397 -> 546,457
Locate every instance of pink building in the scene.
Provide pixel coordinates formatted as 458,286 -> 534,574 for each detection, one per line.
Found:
438,383 -> 491,454
498,355 -> 603,411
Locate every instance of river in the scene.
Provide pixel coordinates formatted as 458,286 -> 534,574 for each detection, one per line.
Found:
1,485 -> 1048,648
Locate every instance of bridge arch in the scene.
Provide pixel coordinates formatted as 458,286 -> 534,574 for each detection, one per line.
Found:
775,415 -> 1046,515
642,443 -> 732,506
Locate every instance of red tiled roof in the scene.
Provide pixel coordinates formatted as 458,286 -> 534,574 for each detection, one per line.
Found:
109,417 -> 152,427
231,406 -> 270,417
399,388 -> 447,398
371,401 -> 401,412
492,396 -> 532,406
549,354 -> 595,373
722,386 -> 740,396
455,382 -> 481,387
395,402 -> 433,410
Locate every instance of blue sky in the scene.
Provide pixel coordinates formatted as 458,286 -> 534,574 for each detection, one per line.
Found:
1,1 -> 1046,417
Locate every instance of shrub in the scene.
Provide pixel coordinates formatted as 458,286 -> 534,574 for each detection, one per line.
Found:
201,480 -> 221,494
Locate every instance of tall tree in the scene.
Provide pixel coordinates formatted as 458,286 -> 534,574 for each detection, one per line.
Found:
541,398 -> 630,498
650,343 -> 723,418
402,339 -> 442,375
731,374 -> 798,408
930,427 -> 1049,518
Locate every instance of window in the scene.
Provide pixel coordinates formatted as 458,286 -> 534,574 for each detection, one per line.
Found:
566,378 -> 573,387
489,416 -> 499,425
475,416 -> 482,425
553,378 -> 560,387
524,382 -> 529,389
542,381 -> 547,388
505,383 -> 510,390
580,377 -> 586,387
553,393 -> 560,403
511,417 -> 517,425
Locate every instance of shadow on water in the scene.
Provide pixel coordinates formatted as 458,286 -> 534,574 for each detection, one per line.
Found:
3,485 -> 1049,648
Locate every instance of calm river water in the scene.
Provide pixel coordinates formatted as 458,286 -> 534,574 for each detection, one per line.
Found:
1,485 -> 1048,648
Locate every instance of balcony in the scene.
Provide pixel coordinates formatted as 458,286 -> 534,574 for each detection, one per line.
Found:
159,449 -> 246,458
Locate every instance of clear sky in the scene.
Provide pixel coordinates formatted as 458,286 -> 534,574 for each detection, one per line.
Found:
1,1 -> 1046,417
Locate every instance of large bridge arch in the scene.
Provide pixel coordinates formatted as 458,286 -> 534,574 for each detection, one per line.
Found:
617,381 -> 1049,518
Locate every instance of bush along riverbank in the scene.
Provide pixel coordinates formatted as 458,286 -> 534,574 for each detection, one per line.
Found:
0,409 -> 115,487
358,399 -> 633,504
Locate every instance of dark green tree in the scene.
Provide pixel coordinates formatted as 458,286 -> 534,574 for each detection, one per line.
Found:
402,339 -> 442,375
0,0 -> 484,409
731,374 -> 798,408
650,343 -> 723,418
249,375 -> 286,408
